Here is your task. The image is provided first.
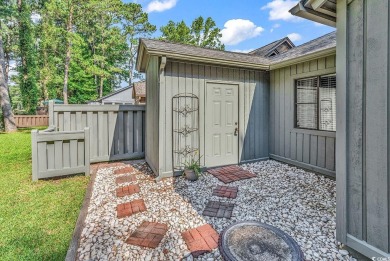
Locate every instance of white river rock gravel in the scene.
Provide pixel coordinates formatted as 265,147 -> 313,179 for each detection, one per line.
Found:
77,160 -> 355,261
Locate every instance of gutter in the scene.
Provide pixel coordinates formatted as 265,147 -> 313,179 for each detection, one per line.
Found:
146,49 -> 270,70
290,1 -> 336,27
137,44 -> 270,72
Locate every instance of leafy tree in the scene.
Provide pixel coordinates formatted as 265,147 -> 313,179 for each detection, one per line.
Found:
0,33 -> 17,132
80,0 -> 127,98
0,0 -> 157,109
0,0 -> 17,132
62,0 -> 74,104
160,16 -> 224,50
37,1 -> 63,101
190,17 -> 224,49
120,3 -> 156,86
17,0 -> 38,113
37,0 -> 132,103
160,20 -> 192,44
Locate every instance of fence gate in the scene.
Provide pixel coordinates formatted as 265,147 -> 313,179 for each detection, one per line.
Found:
31,128 -> 90,181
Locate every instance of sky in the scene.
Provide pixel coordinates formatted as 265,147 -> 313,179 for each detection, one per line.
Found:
127,0 -> 335,52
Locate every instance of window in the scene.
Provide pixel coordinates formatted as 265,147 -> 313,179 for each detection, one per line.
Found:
295,75 -> 336,131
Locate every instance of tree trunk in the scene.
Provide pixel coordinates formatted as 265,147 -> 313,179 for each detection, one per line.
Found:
17,0 -> 38,114
4,35 -> 10,84
99,76 -> 103,98
63,3 -> 73,104
128,41 -> 133,87
4,46 -> 12,105
0,34 -> 17,132
99,47 -> 104,98
42,50 -> 49,100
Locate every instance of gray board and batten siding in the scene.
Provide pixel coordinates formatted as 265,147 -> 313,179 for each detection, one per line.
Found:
145,56 -> 160,175
269,54 -> 336,177
146,57 -> 270,178
31,128 -> 90,181
48,101 -> 145,163
337,0 -> 390,258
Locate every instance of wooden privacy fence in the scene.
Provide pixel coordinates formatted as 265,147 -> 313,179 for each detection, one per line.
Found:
48,101 -> 146,163
31,128 -> 90,181
14,115 -> 48,128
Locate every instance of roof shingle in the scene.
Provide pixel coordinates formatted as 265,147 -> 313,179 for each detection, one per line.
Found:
249,37 -> 294,57
138,31 -> 336,70
140,38 -> 271,65
269,31 -> 336,64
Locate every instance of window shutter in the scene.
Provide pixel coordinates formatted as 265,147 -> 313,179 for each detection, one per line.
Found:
296,78 -> 318,129
319,75 -> 336,131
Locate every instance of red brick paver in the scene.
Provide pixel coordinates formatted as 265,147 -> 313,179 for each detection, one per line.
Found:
182,224 -> 219,257
97,162 -> 127,170
114,166 -> 135,175
212,185 -> 238,199
117,199 -> 146,218
91,162 -> 127,174
126,221 -> 168,248
115,175 -> 137,184
207,165 -> 256,183
116,184 -> 140,197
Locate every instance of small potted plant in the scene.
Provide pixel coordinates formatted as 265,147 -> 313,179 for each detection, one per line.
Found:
183,153 -> 202,181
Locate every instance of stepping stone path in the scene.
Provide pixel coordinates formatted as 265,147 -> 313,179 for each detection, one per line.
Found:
112,164 -> 169,249
115,174 -> 137,184
114,166 -> 135,175
207,165 -> 256,183
126,221 -> 168,248
116,184 -> 140,197
212,185 -> 238,199
116,199 -> 147,218
202,165 -> 256,220
203,201 -> 235,219
106,163 -> 256,256
182,224 -> 219,257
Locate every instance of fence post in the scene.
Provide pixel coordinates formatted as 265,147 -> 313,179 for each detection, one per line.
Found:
48,100 -> 54,127
84,127 -> 90,176
31,130 -> 39,181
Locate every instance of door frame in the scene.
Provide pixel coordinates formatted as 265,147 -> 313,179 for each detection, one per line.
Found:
204,80 -> 245,166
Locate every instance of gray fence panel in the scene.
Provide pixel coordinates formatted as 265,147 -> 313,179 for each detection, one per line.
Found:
48,102 -> 145,163
32,128 -> 90,181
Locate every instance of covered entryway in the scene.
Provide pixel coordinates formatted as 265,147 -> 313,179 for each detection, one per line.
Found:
205,82 -> 239,167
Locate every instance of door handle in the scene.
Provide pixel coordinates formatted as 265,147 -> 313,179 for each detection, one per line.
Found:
234,127 -> 238,136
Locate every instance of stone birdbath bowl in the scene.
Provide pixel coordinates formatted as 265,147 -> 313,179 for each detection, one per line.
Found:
219,221 -> 304,261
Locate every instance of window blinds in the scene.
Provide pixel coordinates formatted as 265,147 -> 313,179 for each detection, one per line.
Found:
319,75 -> 336,131
296,77 -> 318,129
295,75 -> 336,131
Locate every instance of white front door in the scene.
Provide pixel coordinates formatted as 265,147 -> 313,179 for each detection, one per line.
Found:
205,82 -> 239,167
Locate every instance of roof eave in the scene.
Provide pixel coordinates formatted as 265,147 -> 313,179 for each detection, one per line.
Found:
269,46 -> 336,70
142,48 -> 270,71
136,40 -> 149,72
290,2 -> 336,27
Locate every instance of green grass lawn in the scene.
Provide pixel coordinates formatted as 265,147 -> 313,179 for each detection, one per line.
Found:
0,129 -> 89,261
